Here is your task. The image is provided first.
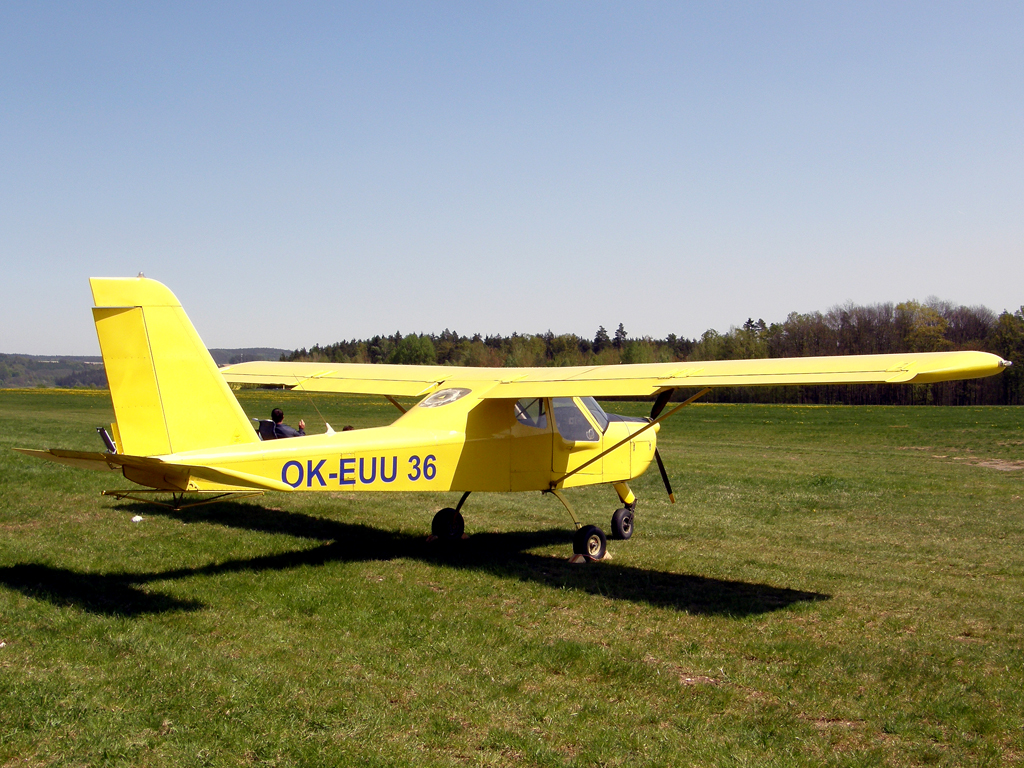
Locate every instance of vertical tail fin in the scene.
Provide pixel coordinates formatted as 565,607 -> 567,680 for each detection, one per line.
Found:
91,277 -> 260,456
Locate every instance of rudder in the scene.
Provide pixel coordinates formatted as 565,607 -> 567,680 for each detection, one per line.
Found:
91,277 -> 260,456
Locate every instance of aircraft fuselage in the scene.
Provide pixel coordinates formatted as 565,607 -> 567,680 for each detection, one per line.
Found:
145,394 -> 657,494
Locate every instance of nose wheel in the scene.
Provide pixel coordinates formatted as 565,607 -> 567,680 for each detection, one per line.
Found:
610,506 -> 634,540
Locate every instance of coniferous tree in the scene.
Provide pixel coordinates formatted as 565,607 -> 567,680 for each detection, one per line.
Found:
613,323 -> 627,350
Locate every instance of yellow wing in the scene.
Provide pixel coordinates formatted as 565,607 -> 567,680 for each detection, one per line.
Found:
221,351 -> 1010,400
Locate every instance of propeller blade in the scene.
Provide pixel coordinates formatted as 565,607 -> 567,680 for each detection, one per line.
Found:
650,389 -> 674,420
653,448 -> 675,503
650,390 -> 677,502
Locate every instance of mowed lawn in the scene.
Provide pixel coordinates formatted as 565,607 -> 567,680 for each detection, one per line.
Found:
1,388 -> 1022,767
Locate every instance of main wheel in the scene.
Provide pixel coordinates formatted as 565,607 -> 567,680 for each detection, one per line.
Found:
572,525 -> 607,560
431,507 -> 465,540
611,507 -> 634,540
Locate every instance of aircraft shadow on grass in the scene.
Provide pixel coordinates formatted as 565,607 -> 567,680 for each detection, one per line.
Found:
0,501 -> 829,618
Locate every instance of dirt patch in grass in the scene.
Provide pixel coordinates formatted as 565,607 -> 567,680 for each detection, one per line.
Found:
904,446 -> 1024,471
935,456 -> 1024,471
970,459 -> 1024,471
0,520 -> 45,532
643,653 -> 723,687
804,716 -> 862,730
680,674 -> 721,686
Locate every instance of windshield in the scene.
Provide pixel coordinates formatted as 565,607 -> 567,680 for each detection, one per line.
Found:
579,396 -> 609,433
552,397 -> 600,442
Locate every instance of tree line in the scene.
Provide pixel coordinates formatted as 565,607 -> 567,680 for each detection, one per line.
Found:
284,299 -> 1024,406
0,355 -> 107,389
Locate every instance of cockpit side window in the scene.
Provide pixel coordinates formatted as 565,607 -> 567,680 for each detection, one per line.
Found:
552,397 -> 599,442
579,396 -> 609,433
514,398 -> 547,429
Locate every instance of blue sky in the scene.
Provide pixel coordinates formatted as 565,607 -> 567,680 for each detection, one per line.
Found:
2,2 -> 1021,355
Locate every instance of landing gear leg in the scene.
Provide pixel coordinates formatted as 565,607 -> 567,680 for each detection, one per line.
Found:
548,488 -> 582,530
611,482 -> 636,540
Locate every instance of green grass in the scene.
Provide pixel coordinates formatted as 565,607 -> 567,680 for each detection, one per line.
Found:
2,389 -> 1023,766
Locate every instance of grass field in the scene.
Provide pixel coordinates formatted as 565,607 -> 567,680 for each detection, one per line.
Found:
1,389 -> 1022,767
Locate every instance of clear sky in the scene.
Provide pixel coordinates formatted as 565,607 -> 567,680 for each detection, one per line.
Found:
2,2 -> 1021,355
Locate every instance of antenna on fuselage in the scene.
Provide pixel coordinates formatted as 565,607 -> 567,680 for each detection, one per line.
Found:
290,375 -> 334,435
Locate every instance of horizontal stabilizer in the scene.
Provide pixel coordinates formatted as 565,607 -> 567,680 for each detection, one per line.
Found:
15,447 -> 291,493
14,448 -> 120,472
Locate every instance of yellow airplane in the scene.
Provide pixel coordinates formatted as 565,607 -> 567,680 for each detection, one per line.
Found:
17,277 -> 1012,560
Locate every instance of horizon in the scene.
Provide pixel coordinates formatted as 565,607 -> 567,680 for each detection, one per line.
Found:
3,292 -> 1016,360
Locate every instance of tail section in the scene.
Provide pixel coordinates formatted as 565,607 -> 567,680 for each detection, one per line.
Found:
91,277 -> 260,456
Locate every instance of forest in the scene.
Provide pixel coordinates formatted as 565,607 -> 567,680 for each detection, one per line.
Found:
0,349 -> 287,390
283,299 -> 1024,406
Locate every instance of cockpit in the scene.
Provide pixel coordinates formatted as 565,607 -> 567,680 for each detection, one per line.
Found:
515,396 -> 610,443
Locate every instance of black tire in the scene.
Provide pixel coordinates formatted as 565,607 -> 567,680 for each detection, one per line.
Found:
611,507 -> 634,540
572,525 -> 607,560
431,507 -> 465,540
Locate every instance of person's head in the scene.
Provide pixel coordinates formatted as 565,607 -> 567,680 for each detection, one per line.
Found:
271,408 -> 284,424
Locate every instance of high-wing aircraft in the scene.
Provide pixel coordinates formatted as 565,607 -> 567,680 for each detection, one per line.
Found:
17,277 -> 1012,560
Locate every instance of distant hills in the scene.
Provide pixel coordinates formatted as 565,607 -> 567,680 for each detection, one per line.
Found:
207,348 -> 291,366
0,349 -> 289,389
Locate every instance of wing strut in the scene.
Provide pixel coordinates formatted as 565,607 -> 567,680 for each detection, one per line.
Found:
385,395 -> 408,414
550,387 -> 711,488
